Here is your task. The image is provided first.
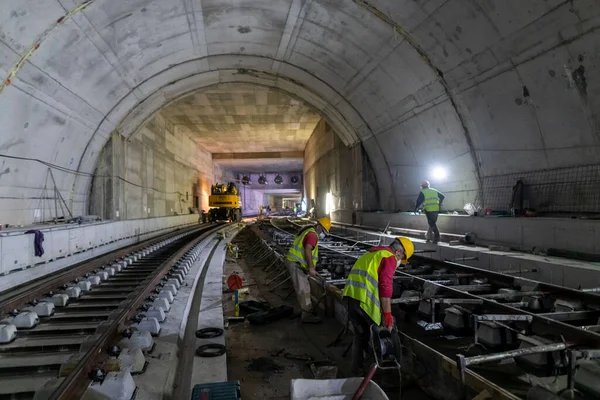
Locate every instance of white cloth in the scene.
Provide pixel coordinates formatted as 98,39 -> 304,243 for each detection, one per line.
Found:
285,260 -> 312,312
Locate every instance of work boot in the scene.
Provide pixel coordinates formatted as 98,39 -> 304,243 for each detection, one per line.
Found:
301,311 -> 321,323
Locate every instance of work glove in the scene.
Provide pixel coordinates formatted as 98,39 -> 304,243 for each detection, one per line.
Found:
383,312 -> 394,328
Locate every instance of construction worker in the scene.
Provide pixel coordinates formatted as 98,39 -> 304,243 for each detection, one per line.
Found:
285,217 -> 332,323
415,180 -> 445,243
342,237 -> 414,375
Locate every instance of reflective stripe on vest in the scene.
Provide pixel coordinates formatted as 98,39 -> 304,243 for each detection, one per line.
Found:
286,228 -> 318,269
342,249 -> 394,326
421,188 -> 440,212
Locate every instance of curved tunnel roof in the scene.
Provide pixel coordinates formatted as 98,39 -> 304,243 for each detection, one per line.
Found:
0,0 -> 599,222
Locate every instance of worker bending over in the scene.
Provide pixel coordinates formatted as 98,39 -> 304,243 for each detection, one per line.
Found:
285,217 -> 331,323
342,237 -> 414,375
415,180 -> 445,243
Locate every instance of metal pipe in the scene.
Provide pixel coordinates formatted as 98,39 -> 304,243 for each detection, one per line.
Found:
461,342 -> 570,367
480,291 -> 545,300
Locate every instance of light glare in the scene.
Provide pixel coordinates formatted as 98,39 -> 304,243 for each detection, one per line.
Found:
432,167 -> 447,180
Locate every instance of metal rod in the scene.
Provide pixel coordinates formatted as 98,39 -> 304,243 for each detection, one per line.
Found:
392,296 -> 421,304
448,257 -> 478,262
480,291 -> 545,300
539,310 -> 599,321
263,259 -> 279,273
461,342 -> 570,367
434,298 -> 484,305
580,325 -> 600,332
266,270 -> 287,286
503,302 -> 528,308
270,276 -> 291,291
451,284 -> 492,292
325,279 -> 347,285
502,269 -> 537,274
474,314 -> 533,322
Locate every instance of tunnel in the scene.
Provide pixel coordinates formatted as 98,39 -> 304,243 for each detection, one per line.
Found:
1,1 -> 600,399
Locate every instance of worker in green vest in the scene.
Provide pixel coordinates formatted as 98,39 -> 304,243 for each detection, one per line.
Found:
342,237 -> 414,375
285,217 -> 332,323
415,180 -> 445,243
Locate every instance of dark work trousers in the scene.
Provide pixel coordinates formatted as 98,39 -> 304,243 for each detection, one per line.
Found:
25,230 -> 45,257
424,211 -> 440,242
347,297 -> 375,373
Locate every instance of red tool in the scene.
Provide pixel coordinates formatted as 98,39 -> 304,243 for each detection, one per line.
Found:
227,272 -> 243,290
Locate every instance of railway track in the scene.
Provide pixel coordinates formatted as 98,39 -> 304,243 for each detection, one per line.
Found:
255,217 -> 600,399
0,222 -> 226,400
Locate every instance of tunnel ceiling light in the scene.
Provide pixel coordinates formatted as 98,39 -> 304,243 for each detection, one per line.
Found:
431,166 -> 448,181
274,175 -> 283,185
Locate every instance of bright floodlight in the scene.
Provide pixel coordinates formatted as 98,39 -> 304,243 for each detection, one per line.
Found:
432,167 -> 447,180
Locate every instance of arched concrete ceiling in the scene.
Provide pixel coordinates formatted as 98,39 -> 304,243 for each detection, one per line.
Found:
1,0 -> 599,223
161,83 -> 321,153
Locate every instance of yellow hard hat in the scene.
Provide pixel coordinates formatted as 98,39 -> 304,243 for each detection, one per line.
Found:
317,217 -> 331,232
397,237 -> 414,260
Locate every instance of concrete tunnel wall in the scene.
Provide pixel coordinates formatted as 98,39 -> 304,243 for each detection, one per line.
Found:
1,1 -> 600,225
90,112 -> 215,220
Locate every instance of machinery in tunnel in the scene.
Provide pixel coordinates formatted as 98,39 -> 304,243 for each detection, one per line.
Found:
208,182 -> 242,222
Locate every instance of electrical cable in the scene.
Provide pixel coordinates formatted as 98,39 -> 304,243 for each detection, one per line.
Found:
0,153 -> 184,196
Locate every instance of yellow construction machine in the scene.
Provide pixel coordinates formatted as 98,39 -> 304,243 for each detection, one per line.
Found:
208,182 -> 242,222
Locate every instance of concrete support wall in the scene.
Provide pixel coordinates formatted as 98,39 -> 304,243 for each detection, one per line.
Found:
90,114 -> 213,219
304,120 -> 379,219
0,214 -> 198,292
348,212 -> 600,256
238,185 -> 264,216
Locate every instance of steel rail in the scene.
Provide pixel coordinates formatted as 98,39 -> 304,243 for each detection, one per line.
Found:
0,223 -> 208,314
267,218 -> 600,347
49,223 -> 224,400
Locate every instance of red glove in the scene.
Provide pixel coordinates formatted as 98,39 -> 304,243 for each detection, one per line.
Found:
383,312 -> 394,328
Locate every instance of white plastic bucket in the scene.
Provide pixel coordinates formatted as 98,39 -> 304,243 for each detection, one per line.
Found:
291,378 -> 389,400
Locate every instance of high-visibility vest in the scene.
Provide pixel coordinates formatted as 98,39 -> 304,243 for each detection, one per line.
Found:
286,228 -> 318,269
342,249 -> 393,326
421,188 -> 440,212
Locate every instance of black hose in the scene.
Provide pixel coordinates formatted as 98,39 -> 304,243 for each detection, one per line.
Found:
196,343 -> 227,357
195,327 -> 224,339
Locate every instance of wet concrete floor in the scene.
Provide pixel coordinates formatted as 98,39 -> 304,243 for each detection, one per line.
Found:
222,251 -> 432,399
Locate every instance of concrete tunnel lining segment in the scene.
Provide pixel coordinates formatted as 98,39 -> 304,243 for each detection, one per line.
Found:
1,0 -> 600,223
